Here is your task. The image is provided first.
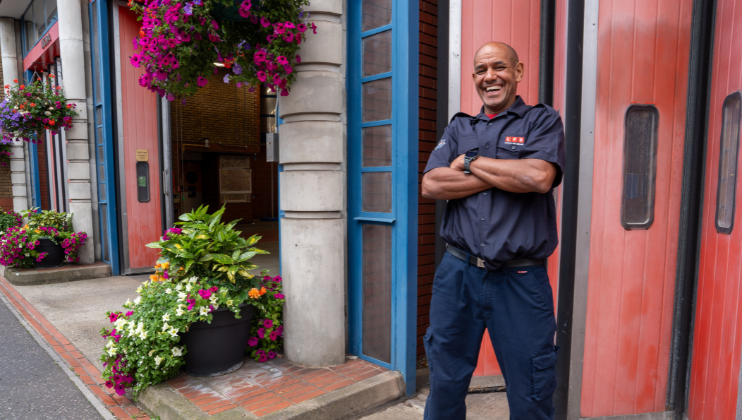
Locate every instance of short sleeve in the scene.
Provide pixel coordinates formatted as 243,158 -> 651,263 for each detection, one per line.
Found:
520,108 -> 566,188
424,125 -> 459,174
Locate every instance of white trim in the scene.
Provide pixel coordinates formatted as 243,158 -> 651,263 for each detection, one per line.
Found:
567,0 -> 600,419
447,0 -> 462,120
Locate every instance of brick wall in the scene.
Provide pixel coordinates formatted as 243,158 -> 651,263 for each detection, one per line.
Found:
417,0 -> 438,360
169,72 -> 277,223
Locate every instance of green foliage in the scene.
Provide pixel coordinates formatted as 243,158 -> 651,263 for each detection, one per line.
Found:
146,205 -> 268,294
0,210 -> 21,232
21,208 -> 73,231
247,275 -> 284,361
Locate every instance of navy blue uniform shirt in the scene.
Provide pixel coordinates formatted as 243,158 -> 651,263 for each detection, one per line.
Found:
424,96 -> 566,271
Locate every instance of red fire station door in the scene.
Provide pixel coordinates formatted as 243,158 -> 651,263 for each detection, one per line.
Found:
687,0 -> 742,418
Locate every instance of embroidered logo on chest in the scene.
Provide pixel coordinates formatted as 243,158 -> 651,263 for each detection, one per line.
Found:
504,136 -> 525,145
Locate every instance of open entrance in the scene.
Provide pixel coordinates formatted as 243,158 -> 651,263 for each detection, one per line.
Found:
168,70 -> 280,277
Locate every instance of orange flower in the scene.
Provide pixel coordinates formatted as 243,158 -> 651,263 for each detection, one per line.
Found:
49,120 -> 55,125
30,103 -> 35,107
3,85 -> 7,89
154,263 -> 161,269
13,79 -> 17,83
248,288 -> 260,299
56,86 -> 61,90
149,274 -> 157,281
259,287 -> 267,296
162,262 -> 170,269
139,29 -> 145,38
48,74 -> 55,79
20,85 -> 24,89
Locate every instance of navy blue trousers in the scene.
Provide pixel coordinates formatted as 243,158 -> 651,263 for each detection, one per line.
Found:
423,252 -> 559,420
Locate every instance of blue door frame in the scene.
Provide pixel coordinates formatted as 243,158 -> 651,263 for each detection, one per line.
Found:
24,71 -> 42,211
89,0 -> 120,275
347,0 -> 419,396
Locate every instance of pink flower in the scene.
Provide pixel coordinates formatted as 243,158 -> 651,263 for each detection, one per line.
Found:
267,351 -> 276,359
257,328 -> 265,339
109,313 -> 118,323
274,23 -> 286,35
198,289 -> 211,299
276,56 -> 288,66
269,330 -> 278,341
263,319 -> 273,329
196,76 -> 209,87
260,17 -> 270,27
311,22 -> 317,34
257,71 -> 267,82
297,23 -> 307,34
248,337 -> 258,347
283,32 -> 295,43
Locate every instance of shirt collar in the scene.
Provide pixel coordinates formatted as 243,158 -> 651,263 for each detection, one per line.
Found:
471,96 -> 528,121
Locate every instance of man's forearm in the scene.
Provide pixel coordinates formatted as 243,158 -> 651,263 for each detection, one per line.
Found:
469,157 -> 555,194
421,168 -> 491,200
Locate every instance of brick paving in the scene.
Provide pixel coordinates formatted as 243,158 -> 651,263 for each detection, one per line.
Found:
0,275 -> 150,419
167,357 -> 387,417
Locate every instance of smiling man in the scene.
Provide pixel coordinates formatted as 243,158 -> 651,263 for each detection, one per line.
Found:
420,42 -> 565,419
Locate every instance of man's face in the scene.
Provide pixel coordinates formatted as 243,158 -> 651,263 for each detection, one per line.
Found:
472,44 -> 524,115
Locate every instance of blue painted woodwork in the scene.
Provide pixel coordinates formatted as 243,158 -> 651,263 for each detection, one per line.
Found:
89,0 -> 120,275
347,0 -> 419,397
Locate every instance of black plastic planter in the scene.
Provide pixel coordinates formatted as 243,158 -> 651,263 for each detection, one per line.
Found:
35,237 -> 65,269
180,304 -> 255,376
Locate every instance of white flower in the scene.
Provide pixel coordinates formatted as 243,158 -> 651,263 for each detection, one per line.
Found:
134,296 -> 142,305
24,253 -> 29,257
175,308 -> 184,317
125,298 -> 132,306
188,276 -> 198,283
114,318 -> 127,329
106,339 -> 115,349
185,284 -> 193,292
162,322 -> 170,331
177,292 -> 187,302
209,295 -> 218,305
162,313 -> 170,322
168,327 -> 179,337
172,347 -> 183,357
165,288 -> 172,295
44,111 -> 51,116
139,330 -> 148,339
176,284 -> 183,291
107,347 -> 117,357
226,300 -> 233,306
148,349 -> 155,357
137,322 -> 145,332
199,307 -> 209,316
136,286 -> 143,293
155,356 -> 163,366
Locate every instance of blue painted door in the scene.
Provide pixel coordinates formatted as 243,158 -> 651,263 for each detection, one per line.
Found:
348,0 -> 418,396
89,0 -> 120,274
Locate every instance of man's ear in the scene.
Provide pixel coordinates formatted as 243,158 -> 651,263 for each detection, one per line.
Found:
515,62 -> 524,83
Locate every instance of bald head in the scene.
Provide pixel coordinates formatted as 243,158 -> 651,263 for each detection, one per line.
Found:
474,42 -> 519,67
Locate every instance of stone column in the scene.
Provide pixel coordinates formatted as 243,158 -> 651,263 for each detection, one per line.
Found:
0,19 -> 29,213
279,0 -> 347,366
57,0 -> 94,264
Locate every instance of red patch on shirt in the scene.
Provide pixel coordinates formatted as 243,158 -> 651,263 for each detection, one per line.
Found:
518,271 -> 528,274
505,136 -> 525,144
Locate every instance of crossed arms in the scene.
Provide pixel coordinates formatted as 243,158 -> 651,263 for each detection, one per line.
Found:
421,155 -> 557,200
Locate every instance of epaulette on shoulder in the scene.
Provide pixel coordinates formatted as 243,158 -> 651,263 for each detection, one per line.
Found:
449,112 -> 473,123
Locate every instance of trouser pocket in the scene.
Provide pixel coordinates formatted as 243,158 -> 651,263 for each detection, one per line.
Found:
531,345 -> 560,401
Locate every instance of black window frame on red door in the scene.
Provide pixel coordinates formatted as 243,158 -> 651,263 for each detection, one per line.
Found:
621,104 -> 660,230
715,91 -> 742,234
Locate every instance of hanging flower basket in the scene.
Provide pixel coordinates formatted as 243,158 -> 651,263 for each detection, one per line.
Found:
0,75 -> 78,144
128,0 -> 316,99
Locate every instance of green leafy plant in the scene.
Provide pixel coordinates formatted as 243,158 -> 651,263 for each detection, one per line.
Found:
0,210 -> 22,233
101,205 -> 271,396
247,274 -> 284,361
21,208 -> 73,231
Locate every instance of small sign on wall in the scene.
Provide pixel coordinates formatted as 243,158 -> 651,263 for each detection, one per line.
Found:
136,149 -> 149,161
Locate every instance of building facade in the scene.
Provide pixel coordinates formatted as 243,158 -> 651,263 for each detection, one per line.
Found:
3,0 -> 742,419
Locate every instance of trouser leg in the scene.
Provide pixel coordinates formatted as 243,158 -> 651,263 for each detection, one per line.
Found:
485,266 -> 559,420
423,253 -> 486,420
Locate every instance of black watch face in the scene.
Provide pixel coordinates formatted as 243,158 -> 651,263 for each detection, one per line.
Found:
465,150 -> 479,158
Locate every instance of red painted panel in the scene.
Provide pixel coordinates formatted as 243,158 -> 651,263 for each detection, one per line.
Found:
688,0 -> 742,418
23,22 -> 59,72
580,0 -> 692,416
118,7 -> 162,270
460,0 -> 542,378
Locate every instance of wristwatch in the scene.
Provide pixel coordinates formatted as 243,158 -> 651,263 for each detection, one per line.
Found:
463,149 -> 480,174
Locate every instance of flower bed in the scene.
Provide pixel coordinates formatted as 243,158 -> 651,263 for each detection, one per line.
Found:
0,209 -> 87,268
128,0 -> 314,98
100,205 -> 283,396
0,75 -> 78,143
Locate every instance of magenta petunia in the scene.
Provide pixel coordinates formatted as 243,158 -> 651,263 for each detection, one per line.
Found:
257,328 -> 265,339
248,337 -> 258,347
267,351 -> 276,359
269,330 -> 278,341
263,319 -> 273,329
196,76 -> 209,87
260,17 -> 270,27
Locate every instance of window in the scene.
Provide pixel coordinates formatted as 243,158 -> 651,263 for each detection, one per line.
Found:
716,92 -> 742,233
20,0 -> 58,56
621,104 -> 659,229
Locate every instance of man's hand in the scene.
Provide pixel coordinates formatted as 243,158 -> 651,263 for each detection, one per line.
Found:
450,154 -> 466,171
469,157 -> 557,194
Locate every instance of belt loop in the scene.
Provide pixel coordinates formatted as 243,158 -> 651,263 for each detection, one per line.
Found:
464,252 -> 471,270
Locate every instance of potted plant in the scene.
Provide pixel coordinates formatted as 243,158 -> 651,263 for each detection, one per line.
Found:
247,274 -> 284,362
0,74 -> 78,144
127,0 -> 314,99
0,209 -> 87,269
100,205 -> 272,396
